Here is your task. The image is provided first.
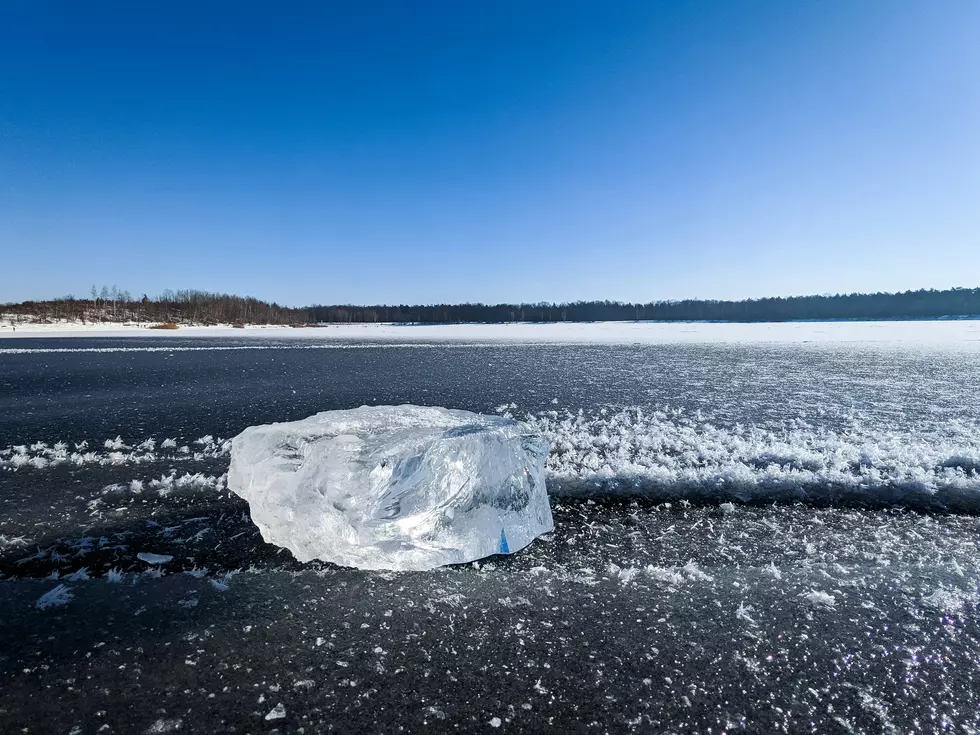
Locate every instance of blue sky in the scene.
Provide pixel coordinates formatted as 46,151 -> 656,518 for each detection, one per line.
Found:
2,1 -> 978,306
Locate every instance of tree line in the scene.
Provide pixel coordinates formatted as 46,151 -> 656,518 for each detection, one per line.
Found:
3,288 -> 308,325
307,287 -> 980,323
4,286 -> 980,325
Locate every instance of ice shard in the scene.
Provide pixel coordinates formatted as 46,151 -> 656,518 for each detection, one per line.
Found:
227,405 -> 553,571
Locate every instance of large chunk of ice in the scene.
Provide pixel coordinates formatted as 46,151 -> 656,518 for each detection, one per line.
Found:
227,405 -> 553,571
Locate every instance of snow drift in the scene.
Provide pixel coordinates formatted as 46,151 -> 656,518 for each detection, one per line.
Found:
227,405 -> 553,571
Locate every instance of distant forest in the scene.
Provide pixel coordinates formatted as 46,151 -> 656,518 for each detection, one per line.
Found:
4,286 -> 980,325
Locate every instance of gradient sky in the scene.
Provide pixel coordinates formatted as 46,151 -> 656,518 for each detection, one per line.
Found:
2,1 -> 978,306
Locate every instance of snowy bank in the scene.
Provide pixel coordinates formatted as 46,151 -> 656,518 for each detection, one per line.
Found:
2,319 -> 980,345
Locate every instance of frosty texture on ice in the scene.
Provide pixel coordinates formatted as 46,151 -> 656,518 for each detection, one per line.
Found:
227,405 -> 553,571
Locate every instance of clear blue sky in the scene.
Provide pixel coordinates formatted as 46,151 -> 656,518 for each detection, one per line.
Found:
2,1 -> 978,306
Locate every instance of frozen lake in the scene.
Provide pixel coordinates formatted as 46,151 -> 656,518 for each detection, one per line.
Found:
3,328 -> 980,732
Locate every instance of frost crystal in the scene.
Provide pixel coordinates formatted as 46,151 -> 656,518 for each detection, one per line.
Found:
228,405 -> 554,571
36,583 -> 73,610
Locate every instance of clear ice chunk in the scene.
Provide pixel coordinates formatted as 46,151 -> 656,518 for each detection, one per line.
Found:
227,405 -> 553,571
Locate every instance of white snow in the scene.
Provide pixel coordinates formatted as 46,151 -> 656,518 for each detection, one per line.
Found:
228,405 -> 554,571
1,319 -> 979,345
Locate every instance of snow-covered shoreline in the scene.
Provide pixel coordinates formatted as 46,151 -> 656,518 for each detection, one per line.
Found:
1,318 -> 980,344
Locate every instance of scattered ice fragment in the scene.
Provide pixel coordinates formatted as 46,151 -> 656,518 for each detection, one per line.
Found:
36,584 -> 73,609
264,703 -> 286,721
137,552 -> 173,565
145,718 -> 183,733
228,405 -> 553,571
161,438 -> 177,449
489,717 -> 502,728
803,589 -> 837,609
736,602 -> 757,626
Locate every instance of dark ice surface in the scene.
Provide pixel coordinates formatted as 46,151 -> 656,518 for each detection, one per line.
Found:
4,337 -> 980,443
3,337 -> 980,733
